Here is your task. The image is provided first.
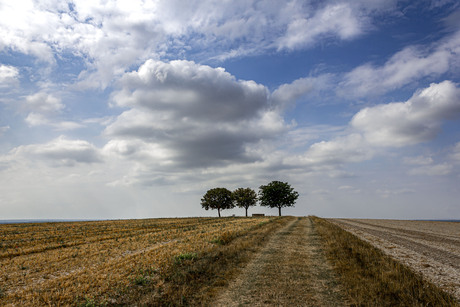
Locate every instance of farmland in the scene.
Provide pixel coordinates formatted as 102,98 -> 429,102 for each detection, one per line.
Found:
0,216 -> 279,306
1,216 -> 458,306
331,218 -> 460,301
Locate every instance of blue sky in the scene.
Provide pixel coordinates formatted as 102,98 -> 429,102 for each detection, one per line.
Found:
1,0 -> 460,219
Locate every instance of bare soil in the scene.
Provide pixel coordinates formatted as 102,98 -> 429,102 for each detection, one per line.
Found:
213,217 -> 348,306
331,219 -> 460,301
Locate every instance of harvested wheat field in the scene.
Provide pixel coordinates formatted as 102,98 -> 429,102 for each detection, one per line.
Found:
331,219 -> 460,301
1,216 -> 458,306
0,216 -> 278,306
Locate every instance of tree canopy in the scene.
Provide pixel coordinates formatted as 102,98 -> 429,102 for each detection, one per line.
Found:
233,187 -> 258,217
201,187 -> 234,217
258,181 -> 299,216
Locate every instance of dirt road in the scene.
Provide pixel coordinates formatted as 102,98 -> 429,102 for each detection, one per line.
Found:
213,217 -> 347,306
331,219 -> 460,301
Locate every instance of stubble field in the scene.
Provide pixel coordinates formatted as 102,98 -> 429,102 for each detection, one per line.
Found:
1,216 -> 458,306
0,217 -> 276,306
331,219 -> 460,301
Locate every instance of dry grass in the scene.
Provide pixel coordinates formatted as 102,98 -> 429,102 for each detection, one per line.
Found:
311,216 -> 458,306
0,217 -> 282,306
213,217 -> 347,306
132,216 -> 290,306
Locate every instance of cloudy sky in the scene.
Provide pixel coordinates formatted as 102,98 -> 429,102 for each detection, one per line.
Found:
1,0 -> 460,220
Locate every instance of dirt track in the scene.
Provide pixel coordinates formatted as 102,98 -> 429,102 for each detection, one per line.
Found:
331,219 -> 460,301
213,217 -> 347,306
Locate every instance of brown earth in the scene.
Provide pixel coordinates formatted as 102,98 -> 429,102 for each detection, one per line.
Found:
330,219 -> 460,301
212,217 -> 348,306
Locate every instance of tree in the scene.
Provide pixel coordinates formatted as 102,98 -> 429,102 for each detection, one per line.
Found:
259,181 -> 299,216
233,187 -> 258,217
201,187 -> 235,217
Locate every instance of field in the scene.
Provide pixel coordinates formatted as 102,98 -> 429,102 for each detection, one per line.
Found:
330,219 -> 460,301
0,217 -> 278,305
1,216 -> 458,306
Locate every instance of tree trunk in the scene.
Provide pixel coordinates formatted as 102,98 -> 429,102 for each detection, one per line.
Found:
278,206 -> 282,216
245,208 -> 248,217
218,208 -> 221,217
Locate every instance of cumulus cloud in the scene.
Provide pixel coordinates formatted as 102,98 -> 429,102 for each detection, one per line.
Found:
280,133 -> 374,177
25,113 -> 83,130
111,60 -> 269,121
285,81 -> 460,175
0,65 -> 19,88
302,133 -> 373,165
351,81 -> 460,147
0,0 -> 59,63
0,0 -> 402,88
339,30 -> 460,98
11,136 -> 102,167
270,74 -> 333,109
18,91 -> 82,130
105,60 -> 287,172
278,3 -> 364,50
403,154 -> 453,176
23,92 -> 63,114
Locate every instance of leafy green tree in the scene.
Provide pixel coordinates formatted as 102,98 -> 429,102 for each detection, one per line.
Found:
201,187 -> 234,217
233,187 -> 258,217
259,181 -> 299,216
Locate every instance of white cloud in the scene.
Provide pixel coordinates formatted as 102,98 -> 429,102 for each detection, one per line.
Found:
351,81 -> 460,147
339,30 -> 460,98
105,59 -> 287,175
18,91 -> 83,130
278,3 -> 364,50
0,65 -> 19,88
23,92 -> 63,114
300,133 -> 374,166
283,81 -> 459,176
403,154 -> 453,176
408,163 -> 453,176
111,60 -> 269,122
0,0 -> 402,89
25,113 -> 83,131
11,136 -> 103,167
270,74 -> 333,109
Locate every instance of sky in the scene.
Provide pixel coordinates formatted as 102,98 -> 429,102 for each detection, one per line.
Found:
1,0 -> 460,220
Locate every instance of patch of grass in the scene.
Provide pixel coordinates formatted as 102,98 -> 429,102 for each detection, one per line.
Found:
174,252 -> 198,264
211,231 -> 236,245
311,216 -> 458,306
131,274 -> 149,286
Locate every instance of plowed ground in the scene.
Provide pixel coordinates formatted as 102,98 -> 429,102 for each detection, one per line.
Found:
331,219 -> 460,301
